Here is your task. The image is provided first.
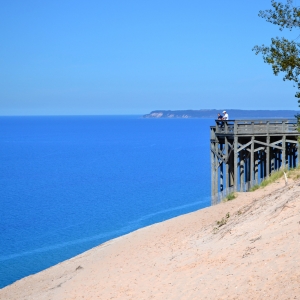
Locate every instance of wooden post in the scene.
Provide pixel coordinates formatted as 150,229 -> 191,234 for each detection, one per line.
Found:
282,135 -> 286,169
285,143 -> 290,169
276,149 -> 279,171
293,145 -> 297,168
260,151 -> 264,181
230,146 -> 234,187
250,136 -> 254,186
214,140 -> 219,200
296,137 -> 300,167
210,142 -> 215,204
246,152 -> 250,188
240,151 -> 244,192
264,150 -> 267,179
292,145 -> 294,168
266,135 -> 270,177
210,127 -> 216,205
271,146 -> 275,173
220,143 -> 223,192
234,136 -> 238,191
290,145 -> 293,168
254,151 -> 259,185
290,146 -> 292,168
225,137 -> 229,190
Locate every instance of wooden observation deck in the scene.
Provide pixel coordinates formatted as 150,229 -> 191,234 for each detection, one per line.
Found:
210,119 -> 300,205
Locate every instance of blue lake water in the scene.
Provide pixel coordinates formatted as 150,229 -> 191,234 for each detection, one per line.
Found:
0,116 -> 212,288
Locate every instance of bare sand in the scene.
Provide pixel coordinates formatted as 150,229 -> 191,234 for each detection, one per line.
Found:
1,178 -> 300,300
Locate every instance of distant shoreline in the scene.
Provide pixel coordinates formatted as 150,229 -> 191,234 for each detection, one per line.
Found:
143,109 -> 300,119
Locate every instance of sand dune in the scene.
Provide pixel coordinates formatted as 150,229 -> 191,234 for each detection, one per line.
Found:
1,178 -> 300,299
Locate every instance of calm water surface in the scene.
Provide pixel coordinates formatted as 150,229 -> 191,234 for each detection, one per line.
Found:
0,116 -> 212,287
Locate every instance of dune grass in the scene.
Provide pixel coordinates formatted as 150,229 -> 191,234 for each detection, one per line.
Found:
221,165 -> 300,201
249,165 -> 300,192
249,169 -> 285,191
226,193 -> 236,200
222,192 -> 236,202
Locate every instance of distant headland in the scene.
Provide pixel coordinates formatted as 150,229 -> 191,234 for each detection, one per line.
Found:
143,109 -> 300,119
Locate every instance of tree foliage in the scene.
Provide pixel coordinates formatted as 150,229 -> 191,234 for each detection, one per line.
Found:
253,0 -> 300,104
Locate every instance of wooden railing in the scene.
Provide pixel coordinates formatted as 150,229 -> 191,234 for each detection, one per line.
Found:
214,119 -> 299,135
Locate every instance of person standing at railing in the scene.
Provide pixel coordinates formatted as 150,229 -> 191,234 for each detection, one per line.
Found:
222,110 -> 229,120
216,113 -> 224,127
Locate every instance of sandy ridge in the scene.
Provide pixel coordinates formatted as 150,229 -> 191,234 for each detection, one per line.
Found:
1,178 -> 300,299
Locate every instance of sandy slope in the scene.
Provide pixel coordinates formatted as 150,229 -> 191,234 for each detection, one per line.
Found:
1,178 -> 300,300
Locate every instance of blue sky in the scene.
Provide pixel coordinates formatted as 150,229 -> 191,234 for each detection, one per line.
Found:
1,0 -> 300,115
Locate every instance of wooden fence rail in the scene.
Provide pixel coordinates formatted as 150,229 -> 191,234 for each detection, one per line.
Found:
215,119 -> 299,135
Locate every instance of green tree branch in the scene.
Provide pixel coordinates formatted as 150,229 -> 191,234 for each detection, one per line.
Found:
253,0 -> 300,106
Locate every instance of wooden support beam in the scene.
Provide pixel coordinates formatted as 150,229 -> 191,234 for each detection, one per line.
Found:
263,149 -> 267,179
210,148 -> 216,205
254,146 -> 265,152
260,151 -> 264,180
220,144 -> 223,192
250,136 -> 254,185
226,141 -> 233,149
286,139 -> 298,144
266,136 -> 270,177
211,143 -> 215,205
254,151 -> 259,184
247,152 -> 250,185
225,137 -> 229,189
240,151 -> 244,192
253,139 -> 282,150
218,148 -> 226,158
211,148 -> 226,164
230,152 -> 234,187
271,150 -> 275,173
287,144 -> 290,168
290,144 -> 294,168
210,127 -> 217,205
293,146 -> 297,168
234,136 -> 238,192
282,135 -> 286,168
214,139 -> 219,200
296,137 -> 300,167
271,140 -> 282,146
236,140 -> 252,153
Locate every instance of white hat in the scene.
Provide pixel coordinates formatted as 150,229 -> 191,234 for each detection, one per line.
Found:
223,110 -> 226,113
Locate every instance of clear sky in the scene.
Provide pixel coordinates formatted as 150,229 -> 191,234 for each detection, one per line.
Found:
1,0 -> 300,115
